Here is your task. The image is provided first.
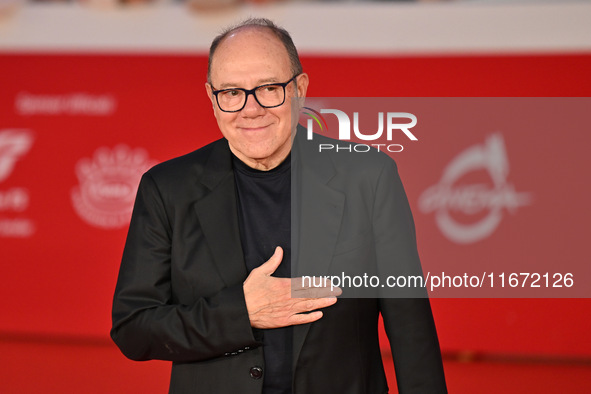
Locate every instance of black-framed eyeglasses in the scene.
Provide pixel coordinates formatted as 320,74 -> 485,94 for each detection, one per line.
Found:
211,75 -> 299,113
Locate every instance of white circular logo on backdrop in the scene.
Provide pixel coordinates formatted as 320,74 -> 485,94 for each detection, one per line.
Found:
71,145 -> 156,229
419,133 -> 531,244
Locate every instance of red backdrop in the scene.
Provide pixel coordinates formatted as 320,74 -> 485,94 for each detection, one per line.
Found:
1,53 -> 590,360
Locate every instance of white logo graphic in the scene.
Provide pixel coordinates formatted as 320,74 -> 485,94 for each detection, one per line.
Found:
71,145 -> 156,229
0,129 -> 35,238
0,129 -> 34,182
418,133 -> 531,244
307,110 -> 417,141
302,106 -> 417,153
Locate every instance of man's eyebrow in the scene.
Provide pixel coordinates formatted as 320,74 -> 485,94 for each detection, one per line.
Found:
256,78 -> 282,85
216,82 -> 240,89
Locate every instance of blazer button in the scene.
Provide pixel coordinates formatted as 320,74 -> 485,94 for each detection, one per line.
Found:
249,366 -> 263,379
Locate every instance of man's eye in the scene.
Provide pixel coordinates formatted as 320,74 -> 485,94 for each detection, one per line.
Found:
224,90 -> 240,97
264,85 -> 279,92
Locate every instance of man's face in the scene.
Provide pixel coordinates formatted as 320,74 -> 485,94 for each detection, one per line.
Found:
206,27 -> 308,170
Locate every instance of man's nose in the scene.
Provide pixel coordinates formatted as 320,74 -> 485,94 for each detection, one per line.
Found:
241,92 -> 265,115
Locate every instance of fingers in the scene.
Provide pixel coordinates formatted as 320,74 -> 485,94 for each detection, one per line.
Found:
291,277 -> 343,298
246,286 -> 339,329
256,246 -> 283,276
292,295 -> 338,314
286,296 -> 338,325
288,311 -> 324,325
292,286 -> 342,299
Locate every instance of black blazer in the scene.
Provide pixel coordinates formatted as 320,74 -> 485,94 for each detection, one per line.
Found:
111,132 -> 447,394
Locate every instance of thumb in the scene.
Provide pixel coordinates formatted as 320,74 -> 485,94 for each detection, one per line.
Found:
258,246 -> 283,276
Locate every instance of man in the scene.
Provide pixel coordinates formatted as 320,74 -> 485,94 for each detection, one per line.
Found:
111,18 -> 447,394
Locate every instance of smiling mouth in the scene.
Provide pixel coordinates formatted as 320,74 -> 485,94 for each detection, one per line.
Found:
239,125 -> 270,131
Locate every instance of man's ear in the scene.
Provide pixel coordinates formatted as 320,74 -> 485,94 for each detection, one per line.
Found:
205,82 -> 215,110
296,73 -> 309,99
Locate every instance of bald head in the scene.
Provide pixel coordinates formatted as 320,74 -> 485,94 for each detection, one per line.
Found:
207,18 -> 303,84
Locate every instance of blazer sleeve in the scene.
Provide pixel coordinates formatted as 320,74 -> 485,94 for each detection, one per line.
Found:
110,172 -> 261,363
372,158 -> 448,393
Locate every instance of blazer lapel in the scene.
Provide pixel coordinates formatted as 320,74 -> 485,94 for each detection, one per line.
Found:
194,140 -> 247,287
291,132 -> 345,373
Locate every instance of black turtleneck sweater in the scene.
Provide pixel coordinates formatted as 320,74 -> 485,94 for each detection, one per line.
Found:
232,153 -> 292,394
